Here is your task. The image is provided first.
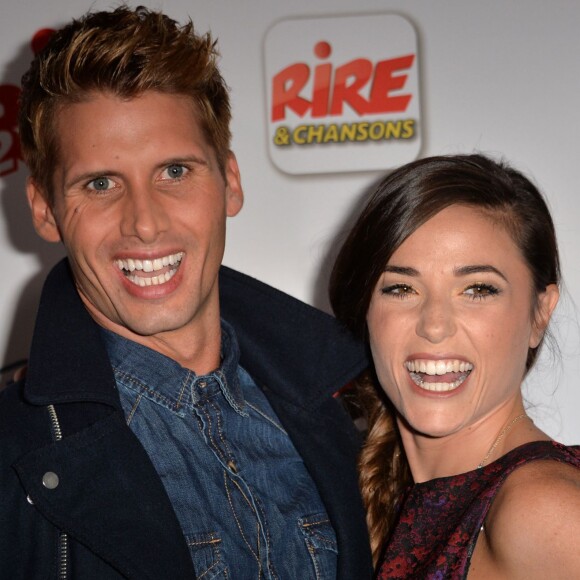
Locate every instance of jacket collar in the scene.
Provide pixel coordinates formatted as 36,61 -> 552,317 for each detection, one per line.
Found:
25,259 -> 120,408
219,265 -> 369,408
25,259 -> 369,410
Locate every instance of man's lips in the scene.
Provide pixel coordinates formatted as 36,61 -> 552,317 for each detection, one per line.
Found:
405,358 -> 473,393
115,251 -> 184,287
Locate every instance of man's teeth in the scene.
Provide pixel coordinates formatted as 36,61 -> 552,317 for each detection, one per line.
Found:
115,252 -> 184,287
125,270 -> 177,287
115,252 -> 184,274
405,359 -> 473,393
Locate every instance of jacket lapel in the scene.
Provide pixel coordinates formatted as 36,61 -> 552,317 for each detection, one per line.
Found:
14,411 -> 194,579
19,260 -> 194,577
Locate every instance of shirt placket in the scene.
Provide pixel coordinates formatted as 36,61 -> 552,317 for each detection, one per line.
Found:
191,376 -> 276,579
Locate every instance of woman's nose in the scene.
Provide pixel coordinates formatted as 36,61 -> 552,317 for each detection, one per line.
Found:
415,296 -> 457,343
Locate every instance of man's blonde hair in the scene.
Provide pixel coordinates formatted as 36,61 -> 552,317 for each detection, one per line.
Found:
19,5 -> 232,201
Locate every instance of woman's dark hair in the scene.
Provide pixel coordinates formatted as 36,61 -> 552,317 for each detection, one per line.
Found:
331,153 -> 559,366
329,153 -> 560,562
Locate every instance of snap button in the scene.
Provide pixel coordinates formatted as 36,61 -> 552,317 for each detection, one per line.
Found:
42,471 -> 59,490
26,495 -> 34,505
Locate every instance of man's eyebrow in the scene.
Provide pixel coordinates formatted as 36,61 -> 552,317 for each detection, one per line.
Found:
157,155 -> 209,168
453,264 -> 508,282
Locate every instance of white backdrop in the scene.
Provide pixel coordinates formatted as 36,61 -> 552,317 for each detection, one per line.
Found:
0,0 -> 578,443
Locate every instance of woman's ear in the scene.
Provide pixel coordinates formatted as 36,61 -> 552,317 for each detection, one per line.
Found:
529,284 -> 559,348
26,178 -> 62,243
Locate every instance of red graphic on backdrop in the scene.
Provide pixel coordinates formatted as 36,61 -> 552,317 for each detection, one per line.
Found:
272,42 -> 415,122
0,28 -> 55,177
0,85 -> 22,177
31,28 -> 55,55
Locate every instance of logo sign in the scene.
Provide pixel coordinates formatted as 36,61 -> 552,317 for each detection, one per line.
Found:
265,14 -> 421,175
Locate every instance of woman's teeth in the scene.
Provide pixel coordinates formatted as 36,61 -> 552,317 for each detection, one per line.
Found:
115,252 -> 184,287
405,359 -> 473,374
405,359 -> 473,392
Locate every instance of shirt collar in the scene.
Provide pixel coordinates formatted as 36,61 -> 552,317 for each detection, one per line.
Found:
100,320 -> 246,416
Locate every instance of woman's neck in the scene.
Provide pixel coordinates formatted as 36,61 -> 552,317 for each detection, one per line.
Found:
399,402 -> 549,483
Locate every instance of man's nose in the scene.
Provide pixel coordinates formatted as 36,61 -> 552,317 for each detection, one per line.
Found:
120,187 -> 169,243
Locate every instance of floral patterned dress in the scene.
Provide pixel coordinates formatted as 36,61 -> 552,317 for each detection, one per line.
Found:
376,441 -> 580,579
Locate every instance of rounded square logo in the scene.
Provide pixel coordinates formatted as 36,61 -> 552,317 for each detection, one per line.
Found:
265,14 -> 421,175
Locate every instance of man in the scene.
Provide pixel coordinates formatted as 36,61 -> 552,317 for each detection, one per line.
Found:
0,6 -> 372,579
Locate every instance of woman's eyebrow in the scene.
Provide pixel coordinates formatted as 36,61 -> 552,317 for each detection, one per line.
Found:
383,264 -> 509,282
453,264 -> 508,282
384,265 -> 419,276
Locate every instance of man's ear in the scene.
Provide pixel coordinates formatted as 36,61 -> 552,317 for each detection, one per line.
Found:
224,151 -> 244,217
26,178 -> 62,243
529,283 -> 560,349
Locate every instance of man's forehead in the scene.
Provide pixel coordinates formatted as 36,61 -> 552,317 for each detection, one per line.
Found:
52,91 -> 211,155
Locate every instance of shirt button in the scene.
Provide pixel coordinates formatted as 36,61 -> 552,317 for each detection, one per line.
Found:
42,472 -> 60,490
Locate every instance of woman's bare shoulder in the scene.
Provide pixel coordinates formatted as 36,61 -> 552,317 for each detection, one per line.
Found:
483,459 -> 580,578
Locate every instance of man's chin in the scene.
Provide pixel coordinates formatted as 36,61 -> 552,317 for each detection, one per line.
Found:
111,314 -> 191,339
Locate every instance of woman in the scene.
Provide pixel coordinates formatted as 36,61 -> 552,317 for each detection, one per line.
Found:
329,154 -> 580,578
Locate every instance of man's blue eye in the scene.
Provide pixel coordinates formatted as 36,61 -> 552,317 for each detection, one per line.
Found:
167,165 -> 184,178
90,177 -> 111,191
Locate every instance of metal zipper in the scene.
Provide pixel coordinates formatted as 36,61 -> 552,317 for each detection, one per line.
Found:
47,404 -> 63,442
47,404 -> 69,580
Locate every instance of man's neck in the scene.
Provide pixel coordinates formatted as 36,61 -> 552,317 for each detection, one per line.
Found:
84,306 -> 223,374
126,326 -> 222,374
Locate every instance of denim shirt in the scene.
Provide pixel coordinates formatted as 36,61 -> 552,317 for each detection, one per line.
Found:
101,321 -> 337,579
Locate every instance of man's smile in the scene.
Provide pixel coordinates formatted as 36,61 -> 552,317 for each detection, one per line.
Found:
115,251 -> 185,287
